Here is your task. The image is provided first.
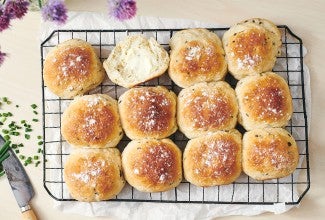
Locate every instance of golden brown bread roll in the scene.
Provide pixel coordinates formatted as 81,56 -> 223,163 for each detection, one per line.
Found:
223,18 -> 282,80
61,94 -> 123,148
43,39 -> 105,98
177,81 -> 238,139
169,28 -> 227,88
183,130 -> 242,187
122,139 -> 182,192
235,72 -> 293,130
118,86 -> 177,140
64,148 -> 125,202
242,128 -> 299,180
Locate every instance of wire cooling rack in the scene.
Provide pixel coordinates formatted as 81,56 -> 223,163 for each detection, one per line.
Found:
41,26 -> 310,205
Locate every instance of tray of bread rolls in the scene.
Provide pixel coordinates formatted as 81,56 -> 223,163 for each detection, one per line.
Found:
41,18 -> 310,205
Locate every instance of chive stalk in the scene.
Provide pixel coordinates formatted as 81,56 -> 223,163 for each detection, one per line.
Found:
0,152 -> 9,162
0,141 -> 10,158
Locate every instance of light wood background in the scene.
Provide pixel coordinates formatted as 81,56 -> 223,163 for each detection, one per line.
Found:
0,0 -> 324,219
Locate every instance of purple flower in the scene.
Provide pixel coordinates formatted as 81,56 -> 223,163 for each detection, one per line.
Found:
0,6 -> 10,32
4,0 -> 30,19
41,0 -> 68,25
109,0 -> 137,21
0,49 -> 7,66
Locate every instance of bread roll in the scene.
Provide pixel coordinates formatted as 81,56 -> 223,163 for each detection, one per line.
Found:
236,72 -> 293,130
103,35 -> 169,88
242,128 -> 299,180
169,28 -> 227,88
61,94 -> 123,148
223,18 -> 282,80
122,139 -> 182,192
183,130 -> 242,187
43,39 -> 105,98
64,148 -> 125,201
118,86 -> 177,140
177,81 -> 238,139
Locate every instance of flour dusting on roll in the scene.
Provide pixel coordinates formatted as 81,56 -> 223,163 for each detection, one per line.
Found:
183,130 -> 242,186
169,28 -> 227,88
223,18 -> 282,80
236,72 -> 293,130
61,94 -> 123,148
43,39 -> 105,98
64,148 -> 125,202
118,86 -> 177,140
122,139 -> 182,192
177,81 -> 238,139
242,128 -> 299,180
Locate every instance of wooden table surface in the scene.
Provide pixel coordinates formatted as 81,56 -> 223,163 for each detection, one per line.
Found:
0,0 -> 324,219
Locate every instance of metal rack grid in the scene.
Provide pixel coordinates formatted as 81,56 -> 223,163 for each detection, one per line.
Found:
41,26 -> 310,205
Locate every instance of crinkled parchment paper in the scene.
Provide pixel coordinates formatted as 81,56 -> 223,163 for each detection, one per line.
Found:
41,12 -> 311,219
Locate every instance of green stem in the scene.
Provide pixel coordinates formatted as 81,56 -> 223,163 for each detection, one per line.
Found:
0,170 -> 5,177
38,0 -> 42,8
0,151 -> 9,162
0,141 -> 10,158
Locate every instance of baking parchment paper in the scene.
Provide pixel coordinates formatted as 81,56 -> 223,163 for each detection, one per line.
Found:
41,12 -> 311,219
